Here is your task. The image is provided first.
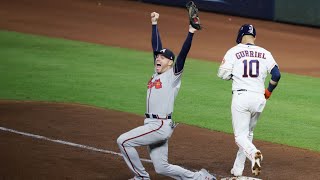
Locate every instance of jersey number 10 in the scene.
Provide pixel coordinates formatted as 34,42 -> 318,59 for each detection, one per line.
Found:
242,59 -> 259,78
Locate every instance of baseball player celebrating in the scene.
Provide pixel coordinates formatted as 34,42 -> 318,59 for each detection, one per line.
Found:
217,24 -> 281,177
117,11 -> 215,180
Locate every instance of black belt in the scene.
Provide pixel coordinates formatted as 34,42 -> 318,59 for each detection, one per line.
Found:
145,113 -> 172,119
232,89 -> 247,94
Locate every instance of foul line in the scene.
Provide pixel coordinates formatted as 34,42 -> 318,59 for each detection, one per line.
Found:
0,126 -> 152,163
0,126 -> 263,179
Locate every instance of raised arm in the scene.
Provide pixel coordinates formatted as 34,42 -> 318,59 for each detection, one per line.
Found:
174,25 -> 197,74
151,12 -> 162,63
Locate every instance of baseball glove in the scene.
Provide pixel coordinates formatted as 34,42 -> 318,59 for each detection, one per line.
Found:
186,1 -> 202,30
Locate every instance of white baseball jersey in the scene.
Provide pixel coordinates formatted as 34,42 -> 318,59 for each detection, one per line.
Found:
146,68 -> 181,116
218,44 -> 278,94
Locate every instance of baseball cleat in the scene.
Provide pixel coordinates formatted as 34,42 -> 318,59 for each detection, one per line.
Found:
251,151 -> 263,176
230,168 -> 243,177
200,168 -> 217,180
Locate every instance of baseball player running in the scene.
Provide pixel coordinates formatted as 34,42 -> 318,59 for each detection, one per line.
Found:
217,24 -> 281,177
117,12 -> 215,180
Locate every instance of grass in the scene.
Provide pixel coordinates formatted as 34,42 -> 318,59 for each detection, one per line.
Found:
0,30 -> 319,152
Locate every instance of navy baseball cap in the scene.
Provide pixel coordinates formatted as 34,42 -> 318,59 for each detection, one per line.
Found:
154,48 -> 175,61
236,24 -> 256,44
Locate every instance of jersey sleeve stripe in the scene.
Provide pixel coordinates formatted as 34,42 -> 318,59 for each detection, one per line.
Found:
268,63 -> 277,73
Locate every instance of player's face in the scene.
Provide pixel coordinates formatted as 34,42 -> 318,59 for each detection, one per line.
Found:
155,54 -> 173,74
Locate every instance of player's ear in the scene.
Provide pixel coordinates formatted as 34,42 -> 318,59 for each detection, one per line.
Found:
168,60 -> 174,66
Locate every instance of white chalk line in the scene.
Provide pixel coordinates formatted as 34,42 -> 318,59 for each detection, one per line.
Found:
0,126 -> 152,163
0,126 -> 262,179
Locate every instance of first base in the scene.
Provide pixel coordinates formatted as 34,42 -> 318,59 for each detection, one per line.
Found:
220,176 -> 262,180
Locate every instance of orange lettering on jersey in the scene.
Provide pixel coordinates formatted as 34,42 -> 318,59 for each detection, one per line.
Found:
147,77 -> 153,89
147,78 -> 162,89
154,79 -> 162,89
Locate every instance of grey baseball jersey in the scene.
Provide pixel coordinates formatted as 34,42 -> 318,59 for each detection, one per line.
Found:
146,68 -> 181,116
117,24 -> 211,180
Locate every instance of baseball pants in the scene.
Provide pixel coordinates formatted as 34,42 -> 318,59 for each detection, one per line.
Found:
231,91 -> 266,167
117,118 -> 201,180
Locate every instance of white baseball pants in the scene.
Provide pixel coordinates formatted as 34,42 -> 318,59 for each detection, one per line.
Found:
231,91 -> 266,173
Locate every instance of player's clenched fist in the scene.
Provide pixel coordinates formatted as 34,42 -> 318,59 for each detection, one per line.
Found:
151,12 -> 159,24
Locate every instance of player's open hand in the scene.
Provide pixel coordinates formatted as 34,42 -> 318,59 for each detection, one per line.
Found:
151,12 -> 159,24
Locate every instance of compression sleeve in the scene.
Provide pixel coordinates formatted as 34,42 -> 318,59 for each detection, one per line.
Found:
174,32 -> 194,74
270,65 -> 281,82
267,65 -> 281,92
152,25 -> 162,62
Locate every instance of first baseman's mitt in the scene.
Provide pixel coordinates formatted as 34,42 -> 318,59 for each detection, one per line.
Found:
186,1 -> 202,30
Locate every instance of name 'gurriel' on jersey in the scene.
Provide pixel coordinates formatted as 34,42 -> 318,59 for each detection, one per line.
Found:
235,50 -> 266,60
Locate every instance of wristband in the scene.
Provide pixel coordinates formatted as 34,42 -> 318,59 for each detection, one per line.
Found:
267,82 -> 277,92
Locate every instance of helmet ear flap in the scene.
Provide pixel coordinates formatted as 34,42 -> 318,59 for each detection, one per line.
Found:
236,26 -> 245,44
236,32 -> 244,44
